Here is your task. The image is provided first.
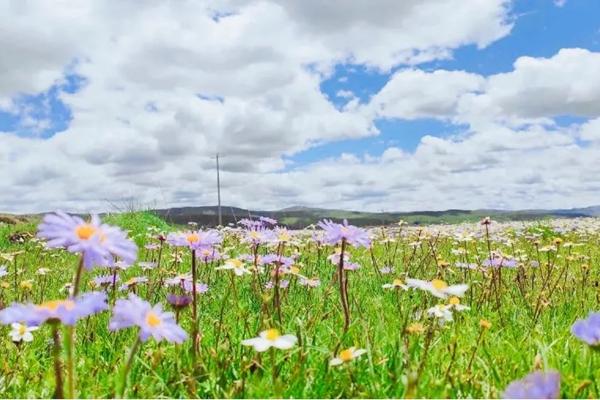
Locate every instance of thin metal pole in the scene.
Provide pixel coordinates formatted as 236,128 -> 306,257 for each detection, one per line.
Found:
216,153 -> 222,226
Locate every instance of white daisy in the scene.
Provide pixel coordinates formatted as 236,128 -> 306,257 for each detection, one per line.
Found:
382,278 -> 408,290
446,296 -> 470,312
329,347 -> 367,366
241,329 -> 297,352
406,278 -> 468,299
427,305 -> 454,324
9,323 -> 38,343
216,259 -> 251,276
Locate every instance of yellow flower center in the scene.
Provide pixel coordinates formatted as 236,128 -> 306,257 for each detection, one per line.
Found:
186,233 -> 200,244
75,224 -> 97,240
146,312 -> 162,327
339,349 -> 354,362
38,300 -> 75,311
265,329 -> 280,340
393,279 -> 404,287
18,324 -> 27,336
250,231 -> 261,239
431,279 -> 448,290
228,259 -> 243,268
290,266 -> 300,274
449,296 -> 460,305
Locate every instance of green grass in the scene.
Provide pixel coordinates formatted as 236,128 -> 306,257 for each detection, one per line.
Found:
0,213 -> 598,398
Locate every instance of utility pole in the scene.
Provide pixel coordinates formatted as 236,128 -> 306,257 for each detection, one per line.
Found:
216,153 -> 222,226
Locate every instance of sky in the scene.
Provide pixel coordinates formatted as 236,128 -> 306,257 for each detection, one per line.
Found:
2,0 -> 600,213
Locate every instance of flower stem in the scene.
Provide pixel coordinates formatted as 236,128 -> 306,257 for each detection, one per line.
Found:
191,249 -> 198,370
338,239 -> 350,335
71,256 -> 84,297
51,324 -> 64,399
64,326 -> 75,398
117,336 -> 141,398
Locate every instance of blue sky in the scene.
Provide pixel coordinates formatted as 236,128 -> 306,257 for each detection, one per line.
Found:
287,0 -> 600,164
2,0 -> 600,213
4,1 -> 599,152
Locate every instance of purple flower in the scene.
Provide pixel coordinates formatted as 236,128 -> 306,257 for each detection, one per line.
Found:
196,248 -> 221,262
502,370 -> 560,399
238,218 -> 262,229
138,261 -> 156,270
164,274 -> 191,287
109,294 -> 187,343
265,280 -> 289,290
483,257 -> 517,268
0,265 -> 7,278
327,251 -> 351,265
93,274 -> 119,288
182,281 -> 208,294
259,216 -> 278,226
344,262 -> 360,271
120,276 -> 148,291
37,212 -> 137,269
262,254 -> 294,268
243,227 -> 276,245
0,291 -> 108,326
166,294 -> 192,310
166,230 -> 222,250
571,312 -> 600,346
317,219 -> 370,248
379,266 -> 393,274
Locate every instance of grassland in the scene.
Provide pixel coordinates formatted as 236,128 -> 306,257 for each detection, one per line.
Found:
0,211 -> 598,398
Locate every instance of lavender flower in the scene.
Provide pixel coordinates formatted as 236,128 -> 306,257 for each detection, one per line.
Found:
0,292 -> 108,326
502,370 -> 560,399
238,218 -> 263,229
571,312 -> 600,346
182,281 -> 208,294
37,212 -> 137,269
265,280 -> 289,290
120,276 -> 148,291
344,262 -> 360,271
243,227 -> 276,245
196,247 -> 221,263
483,256 -> 517,268
166,230 -> 222,250
166,294 -> 192,310
318,219 -> 370,248
0,265 -> 7,278
259,216 -> 278,226
109,294 -> 187,343
92,275 -> 119,288
262,254 -> 294,268
138,261 -> 156,271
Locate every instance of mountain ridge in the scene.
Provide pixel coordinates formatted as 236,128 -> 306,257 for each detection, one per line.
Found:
147,204 -> 600,228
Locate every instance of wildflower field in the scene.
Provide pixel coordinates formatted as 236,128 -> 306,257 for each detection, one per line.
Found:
0,211 -> 599,398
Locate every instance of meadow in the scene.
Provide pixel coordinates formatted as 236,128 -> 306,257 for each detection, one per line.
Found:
0,211 -> 599,398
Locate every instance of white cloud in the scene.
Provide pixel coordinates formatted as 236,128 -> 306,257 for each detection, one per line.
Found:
580,118 -> 600,142
1,1 -> 598,214
369,69 -> 485,120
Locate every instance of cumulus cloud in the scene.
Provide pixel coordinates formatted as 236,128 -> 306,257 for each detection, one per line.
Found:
1,0 -> 598,213
369,69 -> 485,120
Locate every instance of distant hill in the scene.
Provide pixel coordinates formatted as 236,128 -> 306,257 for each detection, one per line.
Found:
149,205 -> 600,228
